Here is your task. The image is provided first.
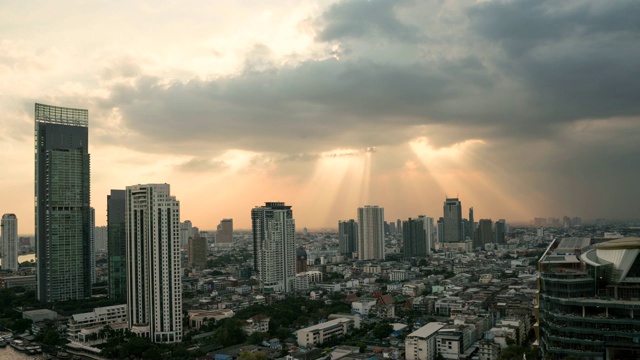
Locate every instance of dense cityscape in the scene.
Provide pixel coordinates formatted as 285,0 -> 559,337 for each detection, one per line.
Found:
0,103 -> 639,360
2,1 -> 640,360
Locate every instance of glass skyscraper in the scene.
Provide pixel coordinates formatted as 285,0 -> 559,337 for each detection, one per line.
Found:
107,189 -> 126,299
35,103 -> 91,302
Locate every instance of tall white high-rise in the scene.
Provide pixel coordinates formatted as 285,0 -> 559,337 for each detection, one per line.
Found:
1,214 -> 18,271
251,202 -> 296,293
423,216 -> 435,255
357,206 -> 385,260
126,184 -> 182,343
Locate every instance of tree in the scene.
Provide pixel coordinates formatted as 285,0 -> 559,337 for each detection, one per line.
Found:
247,331 -> 266,345
372,322 -> 393,340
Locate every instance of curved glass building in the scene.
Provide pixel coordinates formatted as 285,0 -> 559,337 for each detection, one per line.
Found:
536,237 -> 640,359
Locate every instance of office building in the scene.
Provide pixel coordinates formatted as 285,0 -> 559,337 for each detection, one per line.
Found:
338,219 -> 358,258
474,219 -> 493,249
442,198 -> 462,243
296,318 -> 353,347
494,219 -> 506,245
188,236 -> 207,270
216,218 -> 233,244
296,247 -> 308,273
251,202 -> 296,293
468,207 -> 475,237
536,237 -> 640,359
1,214 -> 18,271
35,103 -> 91,302
126,184 -> 182,343
403,217 -> 428,258
90,207 -> 96,284
179,220 -> 196,247
107,190 -> 126,299
357,206 -> 385,261
94,225 -> 108,251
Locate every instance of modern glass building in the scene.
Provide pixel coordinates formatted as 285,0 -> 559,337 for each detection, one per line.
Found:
35,103 -> 91,302
1,214 -> 18,271
107,189 -> 126,299
338,219 -> 358,258
536,237 -> 640,359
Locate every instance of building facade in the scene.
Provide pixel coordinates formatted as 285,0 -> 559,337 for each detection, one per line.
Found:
1,214 -> 18,271
403,217 -> 428,258
107,190 -> 126,299
536,237 -> 640,359
357,206 -> 385,260
405,322 -> 447,360
35,103 -> 91,302
126,184 -> 182,343
216,218 -> 233,244
251,202 -> 296,293
188,237 -> 207,270
442,198 -> 462,243
296,318 -> 353,347
338,219 -> 358,258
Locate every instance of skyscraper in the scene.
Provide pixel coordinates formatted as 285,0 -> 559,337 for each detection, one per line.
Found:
188,236 -> 207,270
475,219 -> 493,249
107,189 -> 126,299
126,184 -> 182,343
357,206 -> 385,260
216,218 -> 233,244
442,198 -> 463,243
338,219 -> 358,258
403,217 -> 427,258
90,207 -> 96,284
423,216 -> 435,254
494,219 -> 506,245
251,202 -> 296,293
35,103 -> 91,302
1,214 -> 18,271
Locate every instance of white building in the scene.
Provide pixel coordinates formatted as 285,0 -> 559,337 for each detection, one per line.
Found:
405,322 -> 446,360
352,298 -> 377,316
296,318 -> 353,347
252,202 -> 296,294
357,206 -> 385,260
1,214 -> 18,271
126,184 -> 182,343
67,304 -> 128,342
243,315 -> 270,335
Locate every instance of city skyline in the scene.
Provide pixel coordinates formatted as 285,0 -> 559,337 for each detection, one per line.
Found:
2,1 -> 639,231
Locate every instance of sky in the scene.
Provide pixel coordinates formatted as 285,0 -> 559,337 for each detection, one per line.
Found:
1,0 -> 639,232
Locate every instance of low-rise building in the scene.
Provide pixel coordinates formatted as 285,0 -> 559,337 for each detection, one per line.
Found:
405,322 -> 446,360
296,318 -> 353,348
243,315 -> 270,335
67,304 -> 128,343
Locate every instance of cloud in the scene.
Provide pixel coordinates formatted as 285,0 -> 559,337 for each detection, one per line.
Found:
175,157 -> 227,173
316,0 -> 424,43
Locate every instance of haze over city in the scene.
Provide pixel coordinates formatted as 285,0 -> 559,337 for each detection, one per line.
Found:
1,0 -> 639,231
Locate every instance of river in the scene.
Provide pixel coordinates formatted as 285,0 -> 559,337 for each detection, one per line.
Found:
0,345 -> 48,360
0,254 -> 36,267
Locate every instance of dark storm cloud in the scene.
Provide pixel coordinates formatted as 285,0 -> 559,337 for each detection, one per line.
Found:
97,0 -> 640,159
317,0 -> 424,43
101,56 -> 498,154
467,0 -> 640,123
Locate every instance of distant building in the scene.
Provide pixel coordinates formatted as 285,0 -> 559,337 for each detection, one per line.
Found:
126,184 -> 182,343
251,202 -> 296,293
94,226 -> 108,251
35,103 -> 91,302
474,219 -> 493,249
179,220 -> 197,247
90,207 -> 96,284
1,214 -> 18,271
189,237 -> 207,270
338,219 -> 358,258
494,219 -> 506,245
216,218 -> 233,244
357,206 -> 385,260
107,190 -> 126,299
242,315 -> 270,335
403,217 -> 431,258
442,198 -> 463,243
67,304 -> 128,343
296,247 -> 307,273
